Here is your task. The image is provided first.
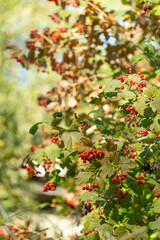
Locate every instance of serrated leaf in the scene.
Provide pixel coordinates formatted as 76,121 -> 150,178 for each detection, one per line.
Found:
100,163 -> 115,178
80,136 -> 93,147
80,191 -> 98,202
87,233 -> 100,240
150,116 -> 160,132
133,97 -> 147,114
150,97 -> 160,111
29,121 -> 48,135
149,217 -> 160,230
118,91 -> 136,101
96,177 -> 105,193
119,227 -> 148,240
153,184 -> 160,194
73,142 -> 92,152
143,85 -> 158,98
75,171 -> 93,185
61,131 -> 82,151
152,198 -> 160,213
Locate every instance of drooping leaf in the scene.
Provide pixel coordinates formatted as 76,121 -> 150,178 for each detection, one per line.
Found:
131,54 -> 150,64
29,120 -> 48,135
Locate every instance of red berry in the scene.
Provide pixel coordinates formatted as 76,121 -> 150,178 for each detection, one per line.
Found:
118,166 -> 121,170
121,86 -> 124,90
141,10 -> 146,15
158,20 -> 160,24
99,85 -> 102,89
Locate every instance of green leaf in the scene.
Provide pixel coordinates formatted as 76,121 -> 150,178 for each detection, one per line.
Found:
150,98 -> 160,111
131,54 -> 150,64
155,69 -> 160,75
150,116 -> 160,132
29,121 -> 48,135
61,130 -> 82,151
96,177 -> 105,193
87,233 -> 100,240
133,96 -> 147,114
80,191 -> 98,202
34,144 -> 59,163
100,163 -> 115,178
152,198 -> 160,213
153,184 -> 160,194
104,79 -> 121,92
118,91 -> 136,101
149,217 -> 160,230
75,171 -> 93,185
143,85 -> 158,98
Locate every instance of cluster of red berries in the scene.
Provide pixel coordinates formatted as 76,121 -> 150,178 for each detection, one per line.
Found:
148,186 -> 154,190
30,29 -> 41,41
27,43 -> 41,50
10,54 -> 24,64
85,202 -> 99,212
156,193 -> 160,198
37,102 -> 47,108
42,155 -> 52,171
112,167 -> 128,185
125,66 -> 132,74
51,136 -> 62,145
51,28 -> 67,40
134,129 -> 150,136
82,183 -> 98,191
80,123 -> 91,130
21,165 -> 40,177
76,21 -> 85,33
114,185 -> 129,202
43,182 -> 56,192
126,106 -> 137,120
135,173 -> 146,184
124,145 -> 136,159
65,1 -> 79,8
141,3 -> 152,16
49,15 -> 61,23
30,145 -> 38,152
79,149 -> 104,163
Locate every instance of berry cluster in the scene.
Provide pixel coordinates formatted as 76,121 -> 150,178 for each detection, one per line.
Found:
48,0 -> 58,2
30,145 -> 38,152
27,43 -> 41,50
79,149 -> 104,163
118,70 -> 147,91
114,185 -> 129,202
49,15 -> 61,23
65,1 -> 79,8
82,183 -> 98,191
141,3 -> 152,16
76,21 -> 85,33
51,136 -> 62,145
10,54 -> 24,64
42,155 -> 52,171
156,193 -> 160,198
43,182 -> 56,192
134,129 -> 150,136
124,145 -> 136,159
126,106 -> 137,121
30,29 -> 41,41
112,167 -> 128,184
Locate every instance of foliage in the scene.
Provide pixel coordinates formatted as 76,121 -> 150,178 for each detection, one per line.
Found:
6,0 -> 160,239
